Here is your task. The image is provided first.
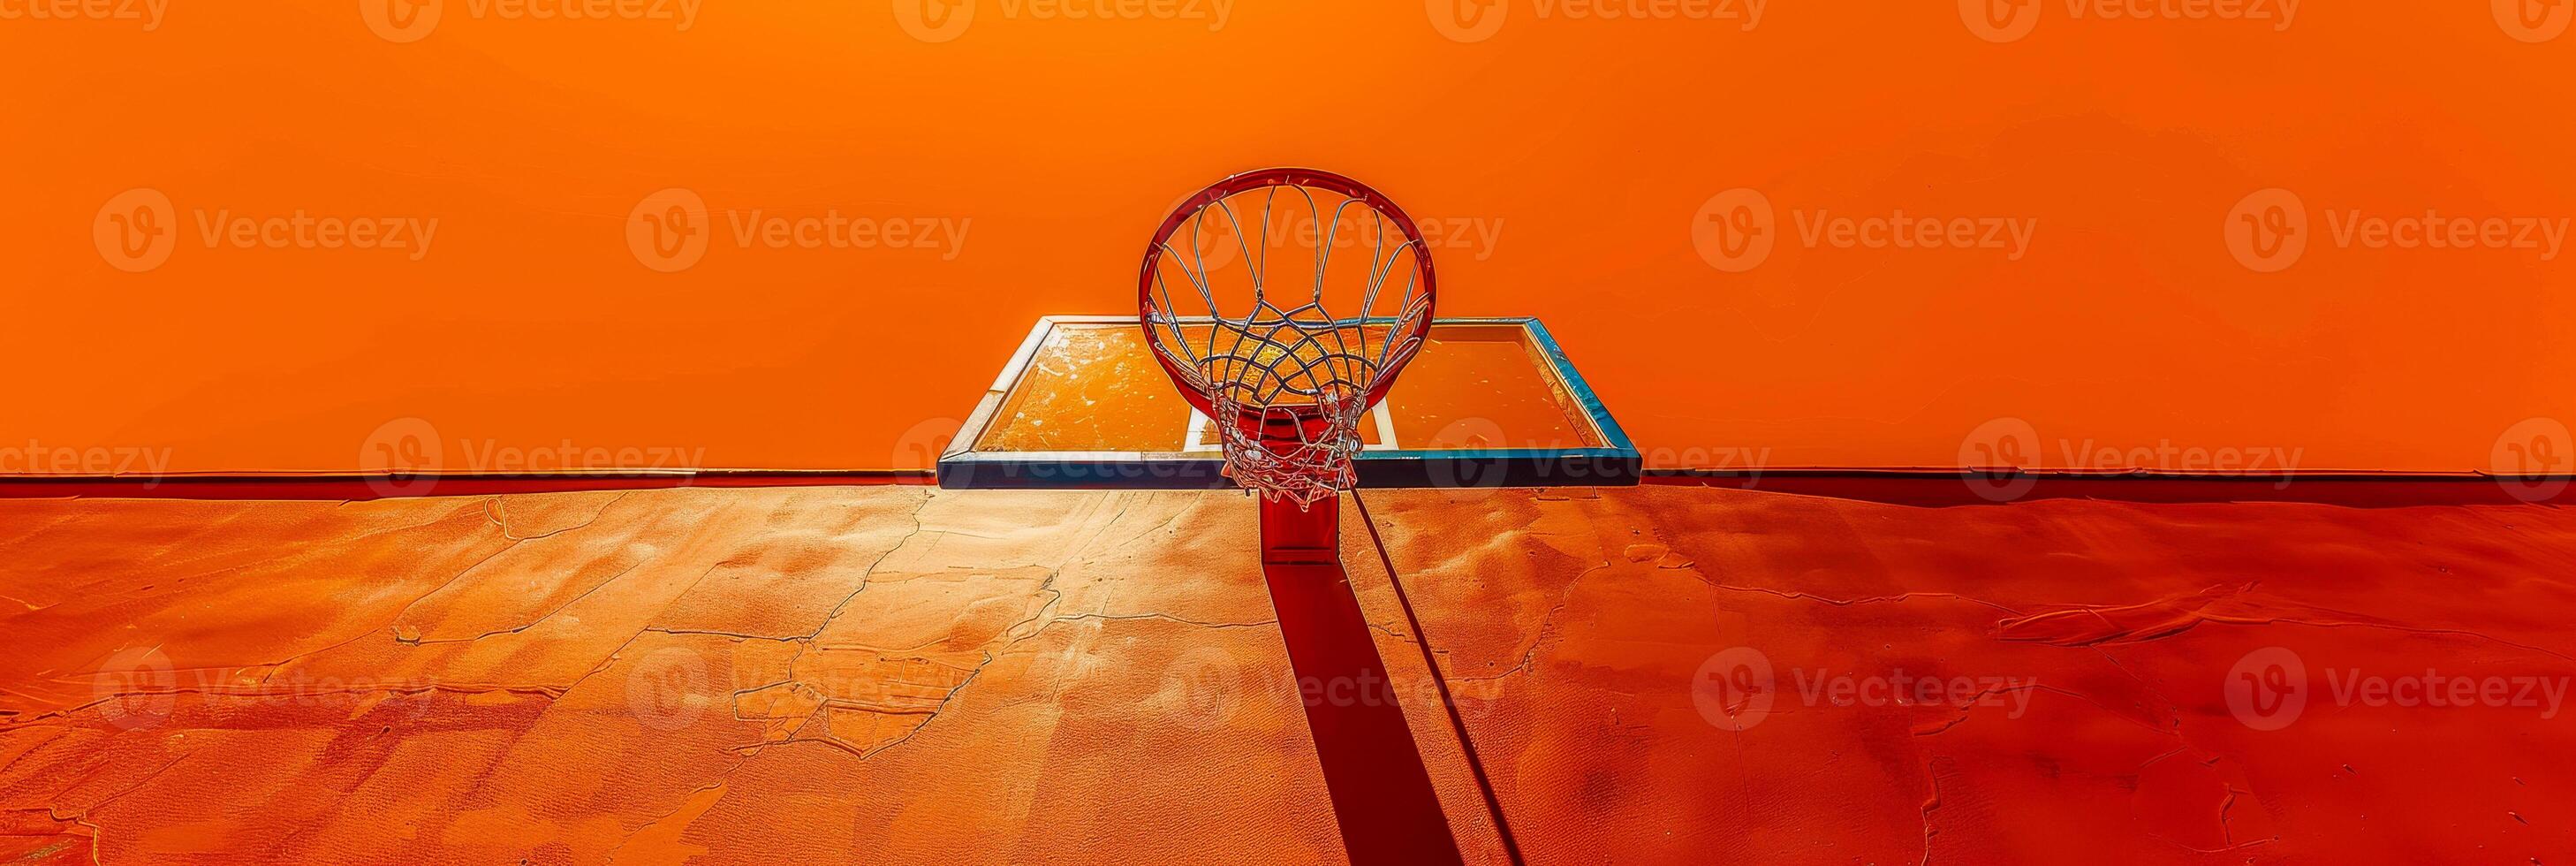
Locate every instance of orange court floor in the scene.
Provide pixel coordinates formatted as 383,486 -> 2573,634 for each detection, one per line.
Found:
1,484 -> 2571,864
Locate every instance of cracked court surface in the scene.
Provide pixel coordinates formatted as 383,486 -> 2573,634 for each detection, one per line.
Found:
0,485 -> 2571,863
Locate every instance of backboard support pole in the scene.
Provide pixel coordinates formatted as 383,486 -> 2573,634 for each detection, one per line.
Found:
1258,493 -> 1467,866
1258,493 -> 1342,565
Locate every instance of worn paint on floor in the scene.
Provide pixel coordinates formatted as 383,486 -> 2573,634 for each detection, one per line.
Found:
1,486 -> 2569,863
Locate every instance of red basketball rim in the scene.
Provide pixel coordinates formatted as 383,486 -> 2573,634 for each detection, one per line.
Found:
1136,167 -> 1440,422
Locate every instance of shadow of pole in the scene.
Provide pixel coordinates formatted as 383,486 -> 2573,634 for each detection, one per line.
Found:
1259,493 -> 1466,866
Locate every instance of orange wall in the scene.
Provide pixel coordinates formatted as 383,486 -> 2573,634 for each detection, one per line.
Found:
5,1 -> 2572,474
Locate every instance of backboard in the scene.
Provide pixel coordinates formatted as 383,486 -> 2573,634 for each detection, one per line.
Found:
939,316 -> 1640,490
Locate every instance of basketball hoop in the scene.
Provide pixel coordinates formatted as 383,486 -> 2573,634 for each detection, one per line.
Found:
1138,169 -> 1438,509
1139,170 -> 1469,866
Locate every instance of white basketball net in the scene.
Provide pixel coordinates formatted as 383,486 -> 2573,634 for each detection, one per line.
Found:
1211,384 -> 1365,508
1143,179 -> 1434,509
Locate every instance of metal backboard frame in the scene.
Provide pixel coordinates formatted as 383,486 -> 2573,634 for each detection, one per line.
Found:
938,315 -> 1640,490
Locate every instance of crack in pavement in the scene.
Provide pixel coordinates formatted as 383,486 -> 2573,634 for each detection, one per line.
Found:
1915,756 -> 1946,866
1697,581 -> 2027,616
552,559 -> 740,703
767,658 -> 989,762
26,501 -> 488,606
1999,581 -> 2574,662
761,490 -> 1208,762
642,627 -> 803,642
711,492 -> 955,762
395,560 -> 649,647
46,752 -> 187,866
1911,684 -> 2277,859
1447,558 -> 1615,686
14,682 -> 572,727
484,492 -> 627,542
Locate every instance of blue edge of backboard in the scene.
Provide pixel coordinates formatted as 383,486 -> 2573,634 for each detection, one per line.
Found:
938,316 -> 1643,490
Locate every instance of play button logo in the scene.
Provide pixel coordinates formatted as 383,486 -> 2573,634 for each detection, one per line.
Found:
1959,0 -> 2039,43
